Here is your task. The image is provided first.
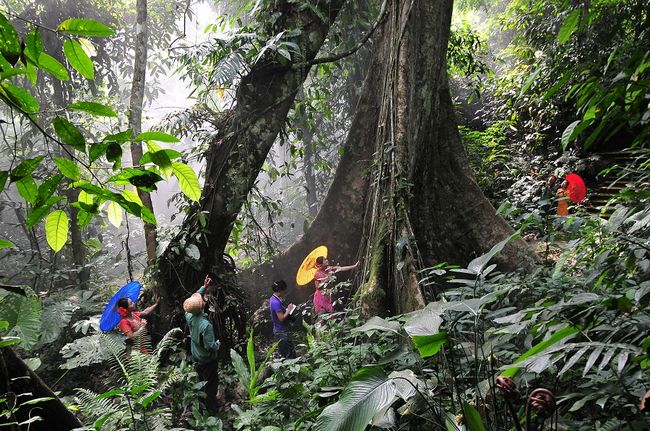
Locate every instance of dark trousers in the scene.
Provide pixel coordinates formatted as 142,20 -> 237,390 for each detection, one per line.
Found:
196,359 -> 219,414
275,331 -> 296,359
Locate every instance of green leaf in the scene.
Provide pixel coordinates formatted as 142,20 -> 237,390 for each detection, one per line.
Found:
352,316 -> 401,334
410,332 -> 447,358
89,142 -> 109,162
558,9 -> 581,45
501,326 -> 580,377
467,232 -> 520,274
0,171 -> 7,192
462,402 -> 486,431
16,176 -> 38,204
36,174 -> 63,206
106,143 -> 123,169
10,156 -> 44,182
172,162 -> 201,201
24,29 -> 44,65
68,101 -> 116,117
561,120 -> 581,150
0,336 -> 21,347
150,150 -> 173,179
121,189 -> 143,206
45,210 -> 68,252
140,149 -> 182,164
0,239 -> 15,250
53,157 -> 81,181
140,206 -> 157,225
0,13 -> 21,66
315,367 -> 396,431
0,82 -> 40,113
106,201 -> 123,227
57,19 -> 114,37
53,117 -> 86,152
27,196 -> 65,227
135,131 -> 180,143
63,39 -> 94,79
108,168 -> 161,191
37,52 -> 69,80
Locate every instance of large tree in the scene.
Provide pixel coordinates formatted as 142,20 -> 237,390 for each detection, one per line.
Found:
152,0 -> 348,337
239,0 -> 535,316
154,0 -> 536,335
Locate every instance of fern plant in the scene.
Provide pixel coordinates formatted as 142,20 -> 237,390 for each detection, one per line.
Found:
74,329 -> 184,430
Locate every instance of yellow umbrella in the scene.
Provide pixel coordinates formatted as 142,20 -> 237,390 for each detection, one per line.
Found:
296,245 -> 328,286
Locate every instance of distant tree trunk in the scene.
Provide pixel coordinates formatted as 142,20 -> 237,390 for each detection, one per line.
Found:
51,80 -> 88,286
128,0 -> 158,265
153,0 -> 347,336
0,347 -> 82,430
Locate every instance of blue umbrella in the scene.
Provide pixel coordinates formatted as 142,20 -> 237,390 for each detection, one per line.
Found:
99,281 -> 142,332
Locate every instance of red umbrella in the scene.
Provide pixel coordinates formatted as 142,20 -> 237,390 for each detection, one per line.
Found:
565,173 -> 586,203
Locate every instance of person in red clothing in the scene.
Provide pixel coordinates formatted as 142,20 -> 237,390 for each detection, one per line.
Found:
313,256 -> 358,314
116,296 -> 159,351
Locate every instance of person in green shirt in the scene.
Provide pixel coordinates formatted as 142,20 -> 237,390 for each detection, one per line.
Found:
184,274 -> 221,414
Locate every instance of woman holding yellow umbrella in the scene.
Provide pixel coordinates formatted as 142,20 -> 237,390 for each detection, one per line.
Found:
296,246 -> 359,315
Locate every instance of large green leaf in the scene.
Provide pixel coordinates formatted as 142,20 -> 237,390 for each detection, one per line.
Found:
135,131 -> 180,143
558,9 -> 581,45
139,149 -> 182,164
24,28 -> 44,65
53,116 -> 86,152
172,162 -> 201,202
10,156 -> 44,182
0,286 -> 42,350
561,120 -> 581,150
15,176 -> 38,204
314,367 -> 396,431
37,52 -> 69,80
0,13 -> 21,65
0,82 -> 39,113
53,157 -> 81,180
45,210 -> 69,252
35,174 -> 63,206
501,325 -> 581,377
57,19 -> 114,37
68,101 -> 116,117
352,316 -> 401,335
63,39 -> 94,79
106,201 -> 123,228
0,239 -> 15,250
467,232 -> 520,274
462,402 -> 486,431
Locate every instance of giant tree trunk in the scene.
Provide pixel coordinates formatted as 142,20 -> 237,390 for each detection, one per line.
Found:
153,0 -> 347,336
356,0 -> 535,316
240,0 -> 536,317
128,0 -> 158,265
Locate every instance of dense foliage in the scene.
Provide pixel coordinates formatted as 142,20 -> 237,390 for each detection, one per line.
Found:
1,0 -> 648,429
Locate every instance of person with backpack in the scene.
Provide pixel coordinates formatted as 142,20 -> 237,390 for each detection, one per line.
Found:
184,274 -> 221,414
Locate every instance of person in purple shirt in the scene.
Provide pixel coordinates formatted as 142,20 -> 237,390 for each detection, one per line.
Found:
269,280 -> 296,359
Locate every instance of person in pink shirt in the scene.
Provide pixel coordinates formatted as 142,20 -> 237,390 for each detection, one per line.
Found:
313,256 -> 359,314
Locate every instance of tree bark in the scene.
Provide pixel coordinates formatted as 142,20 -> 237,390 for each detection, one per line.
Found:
153,0 -> 347,335
128,0 -> 158,265
1,347 -> 82,430
356,0 -> 535,316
